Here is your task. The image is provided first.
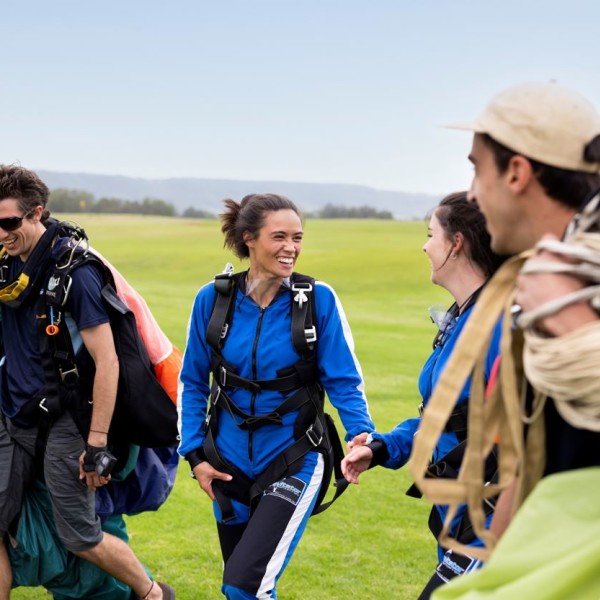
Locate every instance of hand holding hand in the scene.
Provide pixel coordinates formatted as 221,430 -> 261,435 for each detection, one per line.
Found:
341,445 -> 374,485
346,431 -> 369,453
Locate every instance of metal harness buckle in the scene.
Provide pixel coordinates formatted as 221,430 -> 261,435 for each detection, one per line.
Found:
304,326 -> 317,344
219,366 -> 228,387
59,365 -> 79,383
306,424 -> 323,447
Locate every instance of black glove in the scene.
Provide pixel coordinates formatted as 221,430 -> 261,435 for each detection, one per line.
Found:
83,444 -> 117,477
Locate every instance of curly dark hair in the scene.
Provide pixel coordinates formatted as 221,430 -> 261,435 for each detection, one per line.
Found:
0,164 -> 51,222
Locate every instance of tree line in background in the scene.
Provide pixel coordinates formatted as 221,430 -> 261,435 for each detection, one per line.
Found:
305,203 -> 393,219
48,188 -> 394,220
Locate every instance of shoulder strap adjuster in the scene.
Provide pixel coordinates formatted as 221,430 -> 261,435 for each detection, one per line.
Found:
304,325 -> 317,344
305,422 -> 323,447
214,274 -> 234,296
206,267 -> 241,350
219,365 -> 228,388
59,365 -> 80,384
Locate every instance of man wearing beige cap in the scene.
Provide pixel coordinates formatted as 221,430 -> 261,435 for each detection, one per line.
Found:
423,82 -> 600,597
455,82 -> 600,256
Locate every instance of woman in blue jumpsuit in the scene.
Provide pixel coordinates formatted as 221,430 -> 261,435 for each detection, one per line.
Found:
178,193 -> 374,599
341,192 -> 504,599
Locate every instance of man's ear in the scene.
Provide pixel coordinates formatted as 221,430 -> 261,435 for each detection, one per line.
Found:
506,155 -> 534,194
243,231 -> 254,248
32,205 -> 44,224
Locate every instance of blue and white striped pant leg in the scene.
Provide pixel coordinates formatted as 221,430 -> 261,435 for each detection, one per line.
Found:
220,451 -> 325,600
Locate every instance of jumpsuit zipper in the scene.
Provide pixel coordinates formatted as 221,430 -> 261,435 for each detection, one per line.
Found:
249,307 -> 265,461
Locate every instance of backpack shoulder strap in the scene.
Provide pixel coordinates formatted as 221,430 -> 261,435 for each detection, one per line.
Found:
38,247 -> 110,418
290,272 -> 317,355
206,269 -> 244,351
310,413 -> 349,516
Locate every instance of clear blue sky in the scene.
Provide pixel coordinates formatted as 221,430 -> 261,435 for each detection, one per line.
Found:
3,0 -> 600,195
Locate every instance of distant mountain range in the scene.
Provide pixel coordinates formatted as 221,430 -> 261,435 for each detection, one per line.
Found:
37,170 -> 440,220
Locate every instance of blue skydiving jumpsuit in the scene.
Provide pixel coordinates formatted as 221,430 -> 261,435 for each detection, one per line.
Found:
368,302 -> 502,595
178,275 -> 374,599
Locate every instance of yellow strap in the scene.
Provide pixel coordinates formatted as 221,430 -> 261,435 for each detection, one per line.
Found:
0,272 -> 30,302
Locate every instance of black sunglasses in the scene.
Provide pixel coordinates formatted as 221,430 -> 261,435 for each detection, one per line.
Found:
0,210 -> 34,232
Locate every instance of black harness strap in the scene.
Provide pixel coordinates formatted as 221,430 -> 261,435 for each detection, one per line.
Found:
39,244 -> 110,417
204,425 -> 254,523
445,403 -> 468,443
290,278 -> 316,355
405,440 -> 499,543
311,413 -> 349,515
206,272 -> 238,351
418,401 -> 469,444
205,408 -> 328,520
213,385 -> 314,431
29,246 -> 101,458
211,353 -> 317,394
249,415 -> 325,500
19,263 -> 87,468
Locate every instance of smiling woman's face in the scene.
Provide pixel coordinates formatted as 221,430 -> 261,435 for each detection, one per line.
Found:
245,209 -> 304,281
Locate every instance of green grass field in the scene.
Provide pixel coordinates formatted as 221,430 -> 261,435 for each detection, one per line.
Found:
13,214 -> 452,600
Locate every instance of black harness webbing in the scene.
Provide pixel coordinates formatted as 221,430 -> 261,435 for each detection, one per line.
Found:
211,384 -> 313,431
210,353 -> 318,395
205,411 -> 326,522
416,441 -> 499,545
206,273 -> 236,351
417,401 -> 469,444
202,270 -> 348,519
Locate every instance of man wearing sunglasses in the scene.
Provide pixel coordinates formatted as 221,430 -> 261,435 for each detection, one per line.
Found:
0,165 -> 172,599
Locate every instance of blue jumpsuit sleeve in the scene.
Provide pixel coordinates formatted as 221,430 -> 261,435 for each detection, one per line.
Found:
313,282 -> 375,440
177,282 -> 215,457
373,417 -> 421,469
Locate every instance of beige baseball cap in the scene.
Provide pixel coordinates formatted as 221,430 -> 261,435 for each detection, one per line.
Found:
447,82 -> 600,173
